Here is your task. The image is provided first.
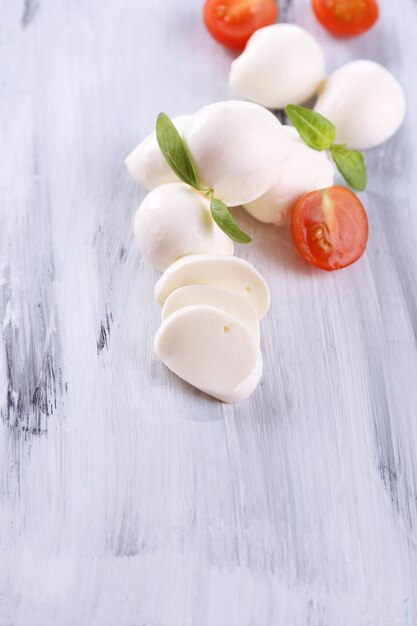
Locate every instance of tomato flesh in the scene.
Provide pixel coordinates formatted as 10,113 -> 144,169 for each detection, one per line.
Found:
311,0 -> 379,36
203,0 -> 277,50
291,186 -> 368,271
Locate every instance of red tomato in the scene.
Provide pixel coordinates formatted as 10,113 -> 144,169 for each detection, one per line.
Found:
291,186 -> 368,271
203,0 -> 277,50
311,0 -> 378,36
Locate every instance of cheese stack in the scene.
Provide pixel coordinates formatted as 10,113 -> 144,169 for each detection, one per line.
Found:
127,100 -> 279,402
153,254 -> 269,403
132,183 -> 269,403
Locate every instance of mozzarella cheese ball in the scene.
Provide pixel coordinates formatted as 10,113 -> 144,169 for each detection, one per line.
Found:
229,24 -> 326,109
182,100 -> 292,206
244,126 -> 335,225
314,60 -> 406,150
134,183 -> 233,271
125,115 -> 192,189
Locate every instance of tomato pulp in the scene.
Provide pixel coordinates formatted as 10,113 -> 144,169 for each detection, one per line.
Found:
291,186 -> 368,271
203,0 -> 277,50
311,0 -> 379,36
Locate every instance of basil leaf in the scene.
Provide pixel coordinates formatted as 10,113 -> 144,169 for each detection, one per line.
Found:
285,105 -> 336,151
156,112 -> 201,190
330,144 -> 367,191
210,198 -> 252,244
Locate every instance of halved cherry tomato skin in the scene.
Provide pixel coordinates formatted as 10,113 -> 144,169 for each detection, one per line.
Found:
311,0 -> 379,37
203,0 -> 277,51
291,186 -> 368,271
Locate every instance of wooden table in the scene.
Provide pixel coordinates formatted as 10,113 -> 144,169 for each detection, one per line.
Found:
1,1 -> 416,624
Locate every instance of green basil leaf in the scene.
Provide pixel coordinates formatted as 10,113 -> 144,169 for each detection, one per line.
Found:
156,112 -> 201,190
210,198 -> 252,244
330,144 -> 367,191
285,105 -> 336,151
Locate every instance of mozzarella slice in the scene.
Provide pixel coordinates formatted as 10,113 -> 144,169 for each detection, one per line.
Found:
216,350 -> 263,404
314,60 -> 406,150
162,285 -> 260,344
155,254 -> 270,319
125,114 -> 192,189
182,100 -> 292,206
243,126 -> 335,225
134,183 -> 233,271
154,304 -> 261,403
229,24 -> 325,109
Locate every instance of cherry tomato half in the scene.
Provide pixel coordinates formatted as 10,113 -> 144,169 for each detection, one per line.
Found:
311,0 -> 378,37
203,0 -> 277,51
291,186 -> 368,271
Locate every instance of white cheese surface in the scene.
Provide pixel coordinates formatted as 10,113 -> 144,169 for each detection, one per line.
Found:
155,254 -> 270,319
162,284 -> 260,344
243,126 -> 335,225
125,115 -> 192,189
314,60 -> 406,150
182,100 -> 292,206
134,184 -> 233,271
229,24 -> 326,109
216,350 -> 263,404
154,304 -> 261,402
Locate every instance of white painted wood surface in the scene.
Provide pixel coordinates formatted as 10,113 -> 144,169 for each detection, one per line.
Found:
1,0 -> 417,623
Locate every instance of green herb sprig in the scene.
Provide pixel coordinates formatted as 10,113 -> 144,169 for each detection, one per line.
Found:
285,105 -> 367,192
156,113 -> 252,244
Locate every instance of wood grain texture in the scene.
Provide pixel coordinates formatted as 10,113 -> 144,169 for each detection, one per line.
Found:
1,0 -> 417,624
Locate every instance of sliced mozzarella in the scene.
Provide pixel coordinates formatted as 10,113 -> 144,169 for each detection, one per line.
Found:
125,115 -> 192,190
155,254 -> 270,318
182,100 -> 292,206
314,60 -> 406,150
229,24 -> 325,109
154,304 -> 261,403
243,126 -> 335,225
134,183 -> 233,271
216,350 -> 263,404
162,285 -> 260,344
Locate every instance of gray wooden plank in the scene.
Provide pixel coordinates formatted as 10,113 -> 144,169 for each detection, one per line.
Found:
1,0 -> 417,624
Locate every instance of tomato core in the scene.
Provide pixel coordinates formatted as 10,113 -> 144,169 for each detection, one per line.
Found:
307,223 -> 333,259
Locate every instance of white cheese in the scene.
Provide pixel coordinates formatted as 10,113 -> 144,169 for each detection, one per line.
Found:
134,183 -> 233,271
314,60 -> 406,150
243,126 -> 334,224
125,115 -> 192,189
162,284 -> 260,344
229,24 -> 326,109
154,304 -> 261,403
182,100 -> 292,206
155,254 -> 270,318
216,350 -> 263,404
